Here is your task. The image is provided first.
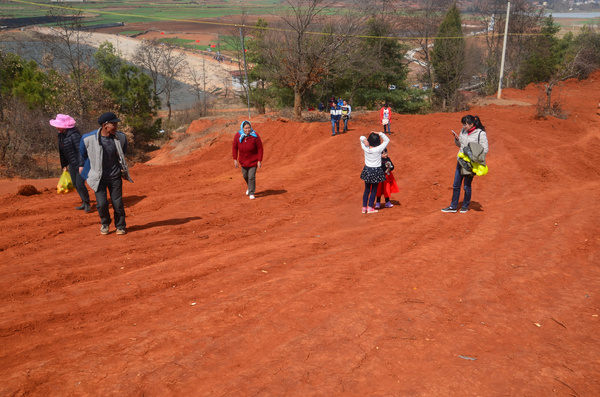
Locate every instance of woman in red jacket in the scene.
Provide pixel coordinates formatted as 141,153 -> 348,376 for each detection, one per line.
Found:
232,120 -> 263,200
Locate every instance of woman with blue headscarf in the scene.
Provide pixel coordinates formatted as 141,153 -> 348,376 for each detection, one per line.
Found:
232,120 -> 263,200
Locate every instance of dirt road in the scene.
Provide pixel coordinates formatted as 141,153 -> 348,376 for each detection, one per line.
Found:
33,26 -> 239,94
1,73 -> 599,395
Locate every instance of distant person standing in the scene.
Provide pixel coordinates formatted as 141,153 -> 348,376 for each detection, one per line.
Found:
80,112 -> 132,235
380,103 -> 391,133
341,100 -> 352,132
330,102 -> 341,136
50,114 -> 91,212
232,120 -> 263,200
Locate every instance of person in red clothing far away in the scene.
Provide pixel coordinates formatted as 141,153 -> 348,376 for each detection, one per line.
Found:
232,120 -> 263,200
380,103 -> 391,133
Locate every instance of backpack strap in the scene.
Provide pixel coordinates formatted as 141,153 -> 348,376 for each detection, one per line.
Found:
114,136 -> 133,183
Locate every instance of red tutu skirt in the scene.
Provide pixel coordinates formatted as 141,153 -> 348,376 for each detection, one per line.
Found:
377,172 -> 400,197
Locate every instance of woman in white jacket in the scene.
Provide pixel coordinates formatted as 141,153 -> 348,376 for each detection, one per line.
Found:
360,132 -> 390,213
441,115 -> 489,213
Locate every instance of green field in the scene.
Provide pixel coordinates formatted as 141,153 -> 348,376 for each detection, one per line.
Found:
117,30 -> 143,35
0,0 -> 285,25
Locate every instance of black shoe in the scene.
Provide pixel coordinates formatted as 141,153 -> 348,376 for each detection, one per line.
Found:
75,203 -> 86,210
84,203 -> 92,213
459,207 -> 469,213
441,206 -> 458,213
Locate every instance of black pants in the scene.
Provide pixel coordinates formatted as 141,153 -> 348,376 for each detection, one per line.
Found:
68,165 -> 90,204
95,177 -> 125,229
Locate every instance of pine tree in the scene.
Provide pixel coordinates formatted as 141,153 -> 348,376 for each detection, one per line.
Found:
431,3 -> 465,110
518,16 -> 564,87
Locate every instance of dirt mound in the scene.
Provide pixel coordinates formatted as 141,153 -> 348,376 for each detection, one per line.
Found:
1,75 -> 600,396
16,184 -> 40,196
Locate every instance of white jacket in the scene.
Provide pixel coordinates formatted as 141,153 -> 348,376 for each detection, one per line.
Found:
360,133 -> 390,167
456,128 -> 489,157
80,128 -> 128,191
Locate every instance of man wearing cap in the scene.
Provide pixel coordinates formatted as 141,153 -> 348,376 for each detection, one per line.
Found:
50,114 -> 91,212
80,112 -> 132,235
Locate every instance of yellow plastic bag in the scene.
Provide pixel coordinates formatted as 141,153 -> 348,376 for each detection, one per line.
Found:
472,162 -> 489,176
57,170 -> 75,194
458,152 -> 471,162
458,152 -> 488,176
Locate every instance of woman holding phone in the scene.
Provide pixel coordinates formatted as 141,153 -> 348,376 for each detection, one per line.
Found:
441,115 -> 489,213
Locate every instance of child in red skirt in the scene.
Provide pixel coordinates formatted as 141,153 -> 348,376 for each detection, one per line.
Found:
375,148 -> 399,208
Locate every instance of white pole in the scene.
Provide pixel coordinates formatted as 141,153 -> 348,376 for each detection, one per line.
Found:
239,26 -> 251,119
497,1 -> 511,99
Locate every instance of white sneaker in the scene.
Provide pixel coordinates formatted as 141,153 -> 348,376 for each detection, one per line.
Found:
249,195 -> 255,200
245,190 -> 249,195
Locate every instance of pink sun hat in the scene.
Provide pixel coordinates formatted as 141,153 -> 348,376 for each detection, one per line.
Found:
49,114 -> 76,129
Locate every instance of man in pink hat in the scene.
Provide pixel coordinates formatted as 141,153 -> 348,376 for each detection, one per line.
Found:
49,114 -> 91,212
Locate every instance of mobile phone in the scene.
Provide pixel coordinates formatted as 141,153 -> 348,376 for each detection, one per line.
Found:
452,130 -> 459,139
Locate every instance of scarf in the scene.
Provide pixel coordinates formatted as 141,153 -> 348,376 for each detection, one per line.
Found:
238,120 -> 258,143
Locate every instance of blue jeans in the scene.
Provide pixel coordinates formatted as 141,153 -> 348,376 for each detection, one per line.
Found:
95,177 -> 126,229
343,117 -> 349,131
450,162 -> 474,209
383,122 -> 390,133
331,119 -> 340,135
363,182 -> 379,207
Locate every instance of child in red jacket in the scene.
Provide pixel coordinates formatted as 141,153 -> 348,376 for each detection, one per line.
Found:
232,120 -> 263,199
375,148 -> 399,208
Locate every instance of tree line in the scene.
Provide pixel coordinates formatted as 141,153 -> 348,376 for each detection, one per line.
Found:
224,0 -> 600,119
0,7 -> 213,178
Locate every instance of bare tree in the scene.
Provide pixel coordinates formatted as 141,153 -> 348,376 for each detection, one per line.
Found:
0,97 -> 50,177
187,57 -> 210,115
221,74 -> 231,98
538,45 -> 592,119
478,0 -> 544,93
37,7 -> 93,116
133,40 -> 188,120
223,8 -> 253,102
404,0 -> 453,95
256,0 -> 365,120
188,61 -> 206,102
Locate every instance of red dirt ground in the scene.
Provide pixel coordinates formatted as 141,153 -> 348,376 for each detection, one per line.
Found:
1,74 -> 600,396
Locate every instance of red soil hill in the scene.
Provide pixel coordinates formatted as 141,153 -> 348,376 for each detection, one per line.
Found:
1,74 -> 599,395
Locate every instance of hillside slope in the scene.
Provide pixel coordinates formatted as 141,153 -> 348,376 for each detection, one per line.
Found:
1,75 -> 599,396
